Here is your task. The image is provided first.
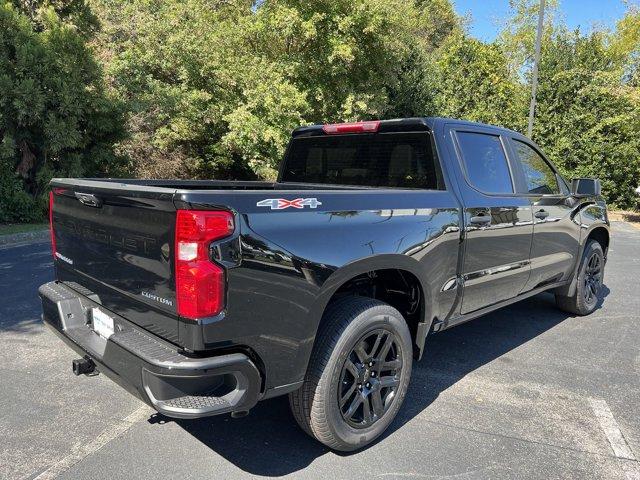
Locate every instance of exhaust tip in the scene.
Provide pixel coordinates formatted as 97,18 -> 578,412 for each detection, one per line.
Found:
230,410 -> 249,419
72,357 -> 96,376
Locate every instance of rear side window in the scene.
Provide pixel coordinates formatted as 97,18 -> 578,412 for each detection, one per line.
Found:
456,132 -> 513,194
512,140 -> 560,195
281,132 -> 443,189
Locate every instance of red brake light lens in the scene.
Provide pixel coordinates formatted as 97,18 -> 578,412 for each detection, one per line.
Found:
322,120 -> 380,135
175,210 -> 234,320
49,190 -> 57,259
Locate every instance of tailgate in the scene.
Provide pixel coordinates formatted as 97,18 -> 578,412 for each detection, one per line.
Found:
50,180 -> 181,343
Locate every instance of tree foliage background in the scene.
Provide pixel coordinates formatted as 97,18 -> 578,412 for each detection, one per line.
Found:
0,0 -> 126,221
1,0 -> 639,222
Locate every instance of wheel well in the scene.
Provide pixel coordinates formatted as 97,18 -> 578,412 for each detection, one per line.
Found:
587,227 -> 609,254
328,269 -> 424,356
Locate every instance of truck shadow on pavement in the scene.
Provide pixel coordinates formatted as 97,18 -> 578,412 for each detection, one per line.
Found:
168,289 -> 609,476
0,242 -> 53,334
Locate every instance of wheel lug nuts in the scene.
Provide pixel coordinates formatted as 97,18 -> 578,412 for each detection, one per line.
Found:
366,382 -> 371,388
371,372 -> 376,377
368,362 -> 374,367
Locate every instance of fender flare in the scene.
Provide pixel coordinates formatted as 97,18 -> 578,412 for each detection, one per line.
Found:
296,254 -> 434,370
555,220 -> 610,297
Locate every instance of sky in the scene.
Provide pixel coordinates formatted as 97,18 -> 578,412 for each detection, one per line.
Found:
452,0 -> 633,41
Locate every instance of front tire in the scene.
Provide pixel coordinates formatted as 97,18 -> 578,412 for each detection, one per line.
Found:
289,296 -> 413,451
556,240 -> 605,315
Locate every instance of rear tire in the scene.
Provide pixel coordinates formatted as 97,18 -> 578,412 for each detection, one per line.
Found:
289,296 -> 413,451
555,240 -> 604,315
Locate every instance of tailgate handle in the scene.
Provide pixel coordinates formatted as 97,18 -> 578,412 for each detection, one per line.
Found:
75,192 -> 103,208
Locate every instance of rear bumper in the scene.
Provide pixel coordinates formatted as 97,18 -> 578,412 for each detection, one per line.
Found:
39,281 -> 261,419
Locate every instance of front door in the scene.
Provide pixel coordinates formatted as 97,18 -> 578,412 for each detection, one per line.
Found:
447,126 -> 534,314
506,138 -> 580,291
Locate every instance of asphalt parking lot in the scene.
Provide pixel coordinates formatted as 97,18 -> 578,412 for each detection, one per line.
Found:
1,222 -> 639,480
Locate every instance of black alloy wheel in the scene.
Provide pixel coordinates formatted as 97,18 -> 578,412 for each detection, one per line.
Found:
555,239 -> 605,315
583,251 -> 602,307
289,296 -> 413,451
338,329 -> 403,428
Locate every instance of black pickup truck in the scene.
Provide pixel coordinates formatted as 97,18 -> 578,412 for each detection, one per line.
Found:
40,118 -> 609,451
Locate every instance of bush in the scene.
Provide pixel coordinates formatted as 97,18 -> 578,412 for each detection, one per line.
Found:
0,1 -> 125,221
1,0 -> 639,220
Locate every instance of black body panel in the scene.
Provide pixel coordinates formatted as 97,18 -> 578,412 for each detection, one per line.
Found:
44,117 -> 609,406
52,185 -> 180,342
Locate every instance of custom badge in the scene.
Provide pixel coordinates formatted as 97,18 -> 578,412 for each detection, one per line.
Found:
257,198 -> 322,210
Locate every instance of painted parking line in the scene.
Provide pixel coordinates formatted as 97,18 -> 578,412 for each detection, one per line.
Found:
590,398 -> 635,460
31,406 -> 152,480
590,398 -> 640,480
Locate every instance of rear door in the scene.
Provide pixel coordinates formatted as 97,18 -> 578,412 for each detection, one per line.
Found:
505,138 -> 580,291
445,125 -> 534,314
51,181 -> 181,343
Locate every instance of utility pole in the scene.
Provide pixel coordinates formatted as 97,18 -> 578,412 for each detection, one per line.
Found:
527,0 -> 546,138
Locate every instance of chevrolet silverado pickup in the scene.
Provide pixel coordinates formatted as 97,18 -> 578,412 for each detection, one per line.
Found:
39,118 -> 609,451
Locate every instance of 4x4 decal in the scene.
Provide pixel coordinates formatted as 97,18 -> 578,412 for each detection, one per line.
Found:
257,198 -> 322,210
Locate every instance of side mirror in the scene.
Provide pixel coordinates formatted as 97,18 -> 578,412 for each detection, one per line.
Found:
571,178 -> 601,197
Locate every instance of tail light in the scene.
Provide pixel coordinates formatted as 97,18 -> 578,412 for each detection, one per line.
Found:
175,210 -> 234,319
49,190 -> 57,259
322,120 -> 380,134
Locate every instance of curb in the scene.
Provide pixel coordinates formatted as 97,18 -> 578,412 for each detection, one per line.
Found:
0,229 -> 50,247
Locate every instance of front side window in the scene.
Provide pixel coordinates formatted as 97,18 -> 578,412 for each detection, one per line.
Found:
513,140 -> 560,195
456,131 -> 513,194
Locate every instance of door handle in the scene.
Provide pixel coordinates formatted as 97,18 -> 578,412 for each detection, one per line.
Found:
469,214 -> 492,225
534,209 -> 549,220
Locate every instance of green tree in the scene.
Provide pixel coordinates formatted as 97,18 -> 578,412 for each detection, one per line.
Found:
498,0 -> 640,209
92,0 -> 462,180
385,0 -> 461,118
533,29 -> 640,208
0,1 -> 124,222
498,0 -> 559,76
434,34 -> 527,130
610,7 -> 640,85
11,0 -> 99,36
92,0 -> 297,179
3,0 -> 638,221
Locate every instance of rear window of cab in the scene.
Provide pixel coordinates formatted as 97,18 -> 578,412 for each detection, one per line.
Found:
281,133 -> 444,190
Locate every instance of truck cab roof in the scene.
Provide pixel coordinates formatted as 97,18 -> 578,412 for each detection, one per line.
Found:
292,117 -> 522,138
